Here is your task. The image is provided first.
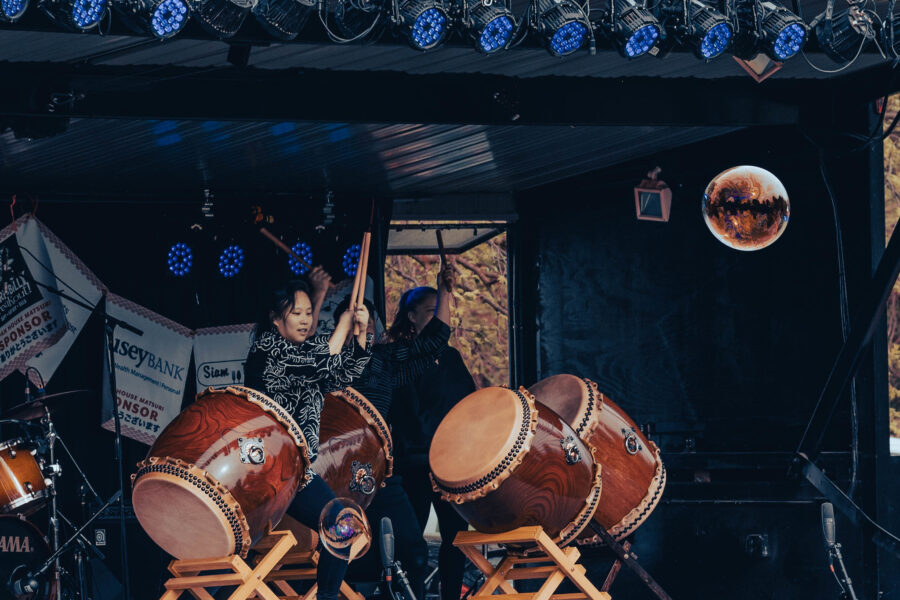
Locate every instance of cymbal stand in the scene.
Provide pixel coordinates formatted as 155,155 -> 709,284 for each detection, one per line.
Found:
42,406 -> 62,598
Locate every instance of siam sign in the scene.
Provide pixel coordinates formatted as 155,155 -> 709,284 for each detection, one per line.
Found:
702,165 -> 790,251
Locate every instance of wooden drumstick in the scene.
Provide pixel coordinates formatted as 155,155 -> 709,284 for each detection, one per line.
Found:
352,232 -> 371,336
435,230 -> 446,263
259,227 -> 314,272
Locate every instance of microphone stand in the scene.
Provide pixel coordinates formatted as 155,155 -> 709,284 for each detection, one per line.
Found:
30,280 -> 142,600
827,542 -> 859,600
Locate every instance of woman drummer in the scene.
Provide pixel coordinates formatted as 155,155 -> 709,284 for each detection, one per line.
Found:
244,278 -> 370,600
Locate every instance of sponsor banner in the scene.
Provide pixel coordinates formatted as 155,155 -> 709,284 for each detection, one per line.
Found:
0,217 -> 68,380
24,218 -> 107,384
315,276 -> 384,338
100,294 -> 192,445
193,323 -> 254,391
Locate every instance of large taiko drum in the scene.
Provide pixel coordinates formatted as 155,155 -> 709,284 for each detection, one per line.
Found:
429,387 -> 602,547
528,374 -> 665,542
272,386 -> 392,550
131,386 -> 310,559
311,387 -> 393,507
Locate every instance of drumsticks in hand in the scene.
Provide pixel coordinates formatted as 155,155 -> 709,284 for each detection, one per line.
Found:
350,231 -> 371,336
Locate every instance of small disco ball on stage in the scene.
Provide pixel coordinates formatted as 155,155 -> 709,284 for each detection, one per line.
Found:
702,165 -> 790,251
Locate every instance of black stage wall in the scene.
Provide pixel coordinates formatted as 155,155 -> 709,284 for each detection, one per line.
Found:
517,115 -> 897,598
0,115 -> 894,599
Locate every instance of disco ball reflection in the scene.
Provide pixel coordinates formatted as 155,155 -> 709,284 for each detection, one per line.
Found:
702,165 -> 790,251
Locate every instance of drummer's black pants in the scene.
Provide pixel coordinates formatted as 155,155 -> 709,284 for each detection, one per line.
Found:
401,460 -> 469,600
288,474 -> 348,600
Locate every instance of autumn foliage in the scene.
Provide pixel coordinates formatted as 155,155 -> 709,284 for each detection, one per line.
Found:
383,232 -> 509,389
885,95 -> 900,437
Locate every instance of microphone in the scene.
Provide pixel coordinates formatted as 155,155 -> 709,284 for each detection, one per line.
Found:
822,502 -> 836,549
380,517 -> 395,571
23,380 -> 31,404
9,566 -> 40,597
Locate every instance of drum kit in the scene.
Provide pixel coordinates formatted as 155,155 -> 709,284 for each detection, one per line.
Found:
0,388 -> 115,600
130,374 -> 664,568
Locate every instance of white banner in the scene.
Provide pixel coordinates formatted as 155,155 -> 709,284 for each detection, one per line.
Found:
193,323 -> 254,391
316,276 -> 384,337
23,218 -> 106,384
101,294 -> 193,446
0,217 -> 68,380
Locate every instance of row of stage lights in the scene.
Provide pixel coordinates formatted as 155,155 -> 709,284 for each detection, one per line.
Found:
1,0 -> 893,63
167,241 -> 364,278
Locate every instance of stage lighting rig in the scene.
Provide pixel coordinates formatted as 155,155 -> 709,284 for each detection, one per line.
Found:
192,0 -> 254,38
656,0 -> 733,59
812,3 -> 878,63
391,0 -> 450,50
116,0 -> 190,39
39,0 -> 108,30
0,0 -> 28,22
731,0 -> 807,61
463,0 -> 516,54
530,0 -> 592,56
599,0 -> 661,57
252,0 -> 314,38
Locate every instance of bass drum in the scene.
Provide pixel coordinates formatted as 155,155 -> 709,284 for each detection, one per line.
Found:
429,387 -> 602,547
0,516 -> 55,600
272,387 -> 392,550
528,374 -> 665,542
132,386 -> 310,559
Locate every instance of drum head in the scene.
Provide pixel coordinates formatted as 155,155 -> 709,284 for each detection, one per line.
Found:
0,516 -> 53,600
429,387 -> 528,490
132,472 -> 237,560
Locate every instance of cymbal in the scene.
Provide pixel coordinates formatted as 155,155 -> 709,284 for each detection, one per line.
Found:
5,390 -> 93,420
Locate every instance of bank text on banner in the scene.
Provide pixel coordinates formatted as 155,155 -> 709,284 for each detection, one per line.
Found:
101,294 -> 192,445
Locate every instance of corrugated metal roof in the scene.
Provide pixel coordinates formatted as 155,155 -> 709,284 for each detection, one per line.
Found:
0,117 -> 738,196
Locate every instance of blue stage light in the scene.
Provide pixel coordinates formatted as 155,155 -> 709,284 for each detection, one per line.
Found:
218,244 -> 245,278
700,22 -> 732,58
398,0 -> 449,50
0,0 -> 29,22
732,0 -> 806,61
773,21 -> 806,59
534,0 -> 591,56
623,23 -> 659,56
40,0 -> 108,30
289,242 -> 314,276
150,0 -> 189,38
600,0 -> 661,58
342,244 -> 362,278
467,2 -> 516,53
168,243 -> 193,277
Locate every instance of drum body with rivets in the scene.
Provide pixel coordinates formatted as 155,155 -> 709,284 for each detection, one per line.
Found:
529,375 -> 665,542
429,386 -> 602,547
131,386 -> 309,559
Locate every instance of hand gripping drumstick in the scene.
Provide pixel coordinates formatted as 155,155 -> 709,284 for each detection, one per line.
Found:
259,227 -> 314,272
351,231 -> 371,336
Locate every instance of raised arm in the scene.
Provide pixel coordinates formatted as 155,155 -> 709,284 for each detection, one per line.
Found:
307,266 -> 333,337
434,260 -> 454,327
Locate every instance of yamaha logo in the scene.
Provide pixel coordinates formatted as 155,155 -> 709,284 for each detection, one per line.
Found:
0,535 -> 33,552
